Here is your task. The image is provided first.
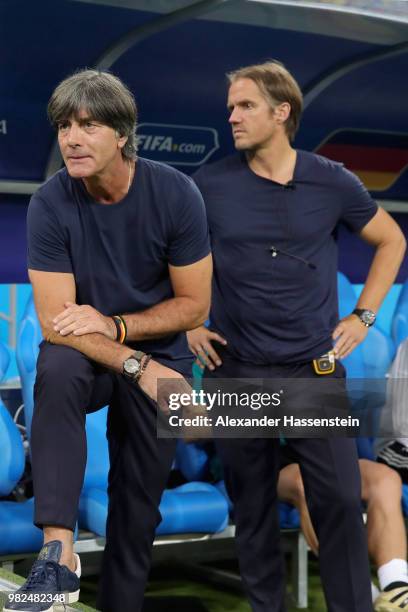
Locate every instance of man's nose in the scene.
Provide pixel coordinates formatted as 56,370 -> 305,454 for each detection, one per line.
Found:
228,108 -> 241,124
66,124 -> 82,146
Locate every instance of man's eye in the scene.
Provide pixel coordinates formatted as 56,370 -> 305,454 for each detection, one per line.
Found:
58,122 -> 69,131
84,122 -> 99,132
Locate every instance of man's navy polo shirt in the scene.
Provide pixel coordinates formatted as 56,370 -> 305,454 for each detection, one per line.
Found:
193,150 -> 378,365
27,157 -> 210,374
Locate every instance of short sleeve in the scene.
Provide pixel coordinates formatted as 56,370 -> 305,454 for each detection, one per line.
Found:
27,194 -> 73,272
167,176 -> 211,266
191,165 -> 206,197
339,167 -> 378,233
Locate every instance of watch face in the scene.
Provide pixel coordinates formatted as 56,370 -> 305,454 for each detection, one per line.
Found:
124,358 -> 140,375
361,310 -> 376,325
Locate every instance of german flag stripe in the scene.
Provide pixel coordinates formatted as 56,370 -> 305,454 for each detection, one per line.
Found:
315,130 -> 408,191
353,170 -> 401,191
317,143 -> 408,173
325,130 -> 408,149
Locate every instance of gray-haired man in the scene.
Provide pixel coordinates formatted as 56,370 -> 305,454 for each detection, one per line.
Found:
6,69 -> 212,612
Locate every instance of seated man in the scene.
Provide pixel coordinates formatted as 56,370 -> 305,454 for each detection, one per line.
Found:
6,69 -> 211,612
278,446 -> 408,611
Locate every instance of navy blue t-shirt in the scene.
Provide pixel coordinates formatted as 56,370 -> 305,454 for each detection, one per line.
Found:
27,157 -> 210,375
193,150 -> 378,365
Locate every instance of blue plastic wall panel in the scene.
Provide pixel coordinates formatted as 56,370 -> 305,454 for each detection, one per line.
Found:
0,196 -> 29,283
0,0 -> 153,181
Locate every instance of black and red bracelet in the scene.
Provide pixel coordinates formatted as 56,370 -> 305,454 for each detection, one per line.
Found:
112,315 -> 127,344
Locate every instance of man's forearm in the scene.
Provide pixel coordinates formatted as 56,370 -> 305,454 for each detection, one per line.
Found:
44,327 -> 131,371
357,238 -> 406,312
120,296 -> 208,342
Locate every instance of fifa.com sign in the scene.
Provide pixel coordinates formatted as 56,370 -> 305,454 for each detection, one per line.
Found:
137,123 -> 219,166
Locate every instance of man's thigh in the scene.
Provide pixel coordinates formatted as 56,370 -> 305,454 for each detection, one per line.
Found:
36,341 -> 115,412
288,437 -> 361,504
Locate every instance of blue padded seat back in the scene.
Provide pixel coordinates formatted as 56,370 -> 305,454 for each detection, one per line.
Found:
15,294 -> 42,439
337,273 -> 393,459
362,326 -> 394,379
79,482 -> 229,537
337,272 -> 366,377
0,340 -> 25,495
157,482 -> 229,534
16,293 -> 110,491
83,407 -> 109,491
175,440 -> 209,481
393,281 -> 408,347
355,437 -> 375,461
0,498 -> 43,554
0,401 -> 25,496
0,340 -> 10,380
337,272 -> 394,378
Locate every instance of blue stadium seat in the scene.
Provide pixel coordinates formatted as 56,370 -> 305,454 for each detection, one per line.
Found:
392,280 -> 408,347
82,407 -> 109,492
337,272 -> 395,378
0,340 -> 25,496
0,339 -> 10,380
0,339 -> 43,554
79,482 -> 229,537
15,293 -> 42,440
337,272 -> 394,459
175,440 -> 209,481
337,272 -> 366,377
0,498 -> 43,554
0,402 -> 25,497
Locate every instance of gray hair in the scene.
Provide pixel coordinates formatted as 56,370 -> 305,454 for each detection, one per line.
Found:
48,69 -> 137,160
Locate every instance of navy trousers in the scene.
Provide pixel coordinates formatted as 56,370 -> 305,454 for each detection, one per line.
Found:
205,351 -> 373,612
31,342 -> 176,612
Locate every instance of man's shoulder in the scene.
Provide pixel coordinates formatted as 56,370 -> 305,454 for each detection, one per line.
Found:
298,150 -> 366,195
192,154 -> 243,187
138,156 -> 197,191
298,149 -> 345,179
33,168 -> 71,203
196,153 -> 242,176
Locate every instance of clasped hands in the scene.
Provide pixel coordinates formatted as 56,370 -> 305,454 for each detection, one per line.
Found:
52,302 -> 200,419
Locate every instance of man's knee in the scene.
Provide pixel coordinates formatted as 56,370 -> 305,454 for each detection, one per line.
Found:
364,461 -> 402,505
327,484 -> 362,515
35,342 -> 94,397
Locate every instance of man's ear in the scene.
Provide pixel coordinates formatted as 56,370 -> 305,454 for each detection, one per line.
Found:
274,102 -> 291,124
116,131 -> 128,150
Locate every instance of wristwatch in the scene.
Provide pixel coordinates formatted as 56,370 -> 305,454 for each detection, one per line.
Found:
123,351 -> 146,382
352,308 -> 376,327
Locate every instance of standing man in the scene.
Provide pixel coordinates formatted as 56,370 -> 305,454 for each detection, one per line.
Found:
6,70 -> 211,612
278,450 -> 408,609
188,61 -> 405,612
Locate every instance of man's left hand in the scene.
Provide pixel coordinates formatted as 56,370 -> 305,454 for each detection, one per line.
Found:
332,314 -> 369,359
53,302 -> 116,339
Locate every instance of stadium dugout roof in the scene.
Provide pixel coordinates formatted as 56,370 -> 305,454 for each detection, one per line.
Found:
0,0 -> 407,205
0,0 -> 407,282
